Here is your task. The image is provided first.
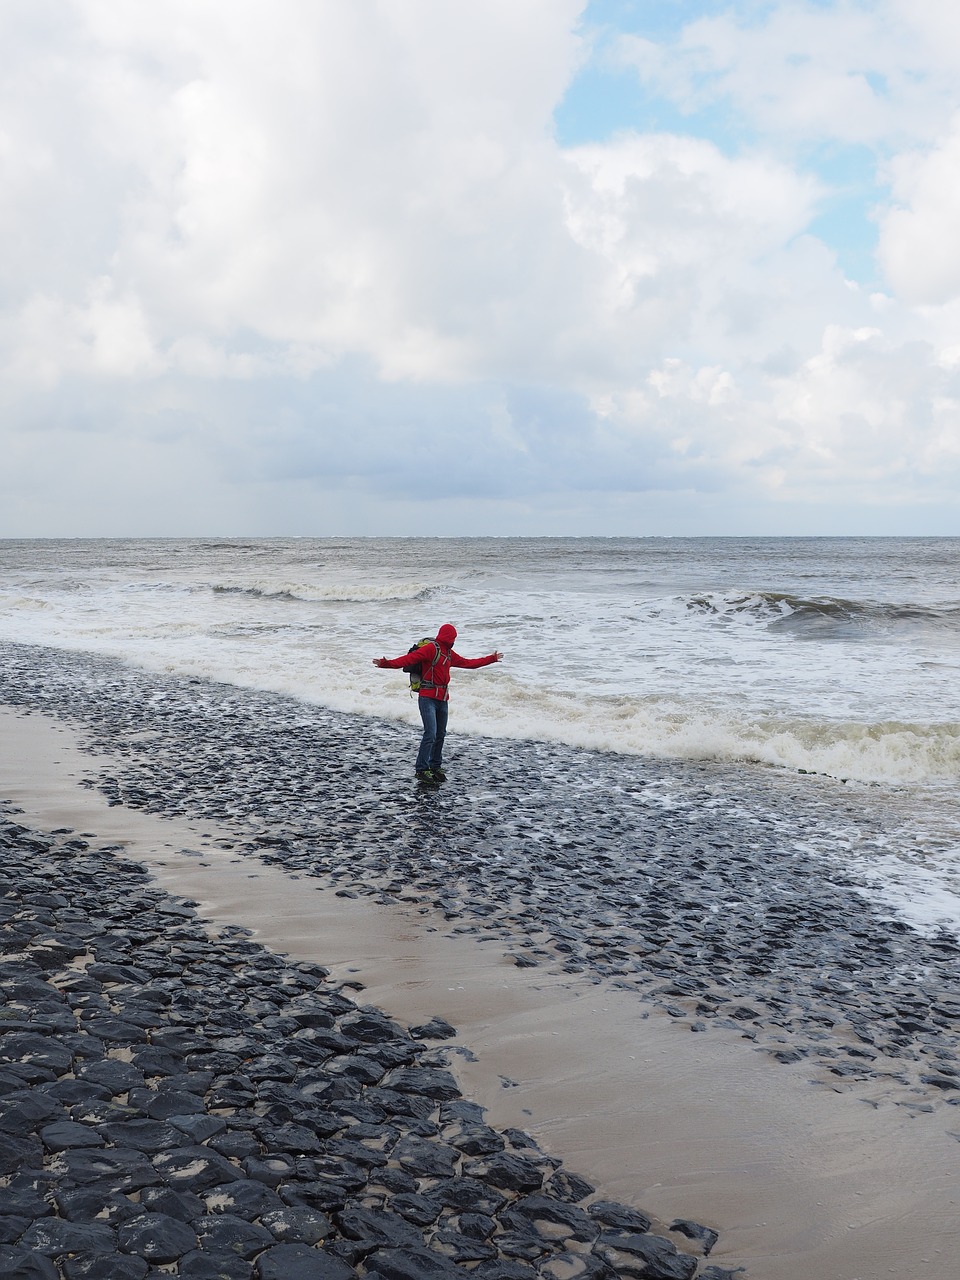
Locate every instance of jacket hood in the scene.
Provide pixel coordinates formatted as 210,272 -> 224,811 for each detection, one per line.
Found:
436,624 -> 457,647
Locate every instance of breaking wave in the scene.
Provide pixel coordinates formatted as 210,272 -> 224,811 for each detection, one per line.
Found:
209,580 -> 432,605
450,680 -> 960,788
684,591 -> 960,638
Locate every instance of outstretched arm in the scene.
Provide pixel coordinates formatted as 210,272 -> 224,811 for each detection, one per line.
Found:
373,642 -> 436,670
449,650 -> 503,669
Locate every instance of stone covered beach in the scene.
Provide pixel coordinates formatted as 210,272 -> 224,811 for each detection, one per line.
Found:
2,642 -> 959,1279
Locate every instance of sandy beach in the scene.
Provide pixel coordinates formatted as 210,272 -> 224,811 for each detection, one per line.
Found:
1,645 -> 959,1278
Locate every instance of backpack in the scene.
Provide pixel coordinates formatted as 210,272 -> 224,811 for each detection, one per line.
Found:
402,638 -> 438,691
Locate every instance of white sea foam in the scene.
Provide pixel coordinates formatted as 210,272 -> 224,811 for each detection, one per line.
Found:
208,579 -> 431,604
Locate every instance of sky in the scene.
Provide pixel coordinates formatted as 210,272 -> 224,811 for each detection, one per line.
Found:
3,0 -> 960,537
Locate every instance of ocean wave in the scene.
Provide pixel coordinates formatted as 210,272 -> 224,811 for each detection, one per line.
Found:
209,580 -> 432,605
684,591 -> 960,638
445,679 -> 960,787
0,596 -> 53,612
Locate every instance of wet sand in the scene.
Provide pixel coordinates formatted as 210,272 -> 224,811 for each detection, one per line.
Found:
2,705 -> 958,1279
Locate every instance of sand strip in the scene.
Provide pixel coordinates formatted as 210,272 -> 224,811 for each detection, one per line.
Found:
2,705 -> 958,1279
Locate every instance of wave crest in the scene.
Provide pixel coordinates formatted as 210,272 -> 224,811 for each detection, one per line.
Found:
210,580 -> 432,604
685,591 -> 960,638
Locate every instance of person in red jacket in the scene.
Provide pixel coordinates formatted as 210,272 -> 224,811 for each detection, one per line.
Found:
373,623 -> 502,785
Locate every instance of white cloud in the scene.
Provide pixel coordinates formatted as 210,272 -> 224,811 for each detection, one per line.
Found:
616,1 -> 960,147
877,113 -> 960,305
2,0 -> 586,386
2,1 -> 960,534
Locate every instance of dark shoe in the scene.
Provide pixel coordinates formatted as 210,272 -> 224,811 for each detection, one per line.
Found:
415,770 -> 439,787
430,768 -> 447,782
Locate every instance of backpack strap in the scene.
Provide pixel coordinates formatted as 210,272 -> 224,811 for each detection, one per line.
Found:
416,641 -> 442,692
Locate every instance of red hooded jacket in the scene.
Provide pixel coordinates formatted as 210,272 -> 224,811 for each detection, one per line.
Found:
378,624 -> 499,702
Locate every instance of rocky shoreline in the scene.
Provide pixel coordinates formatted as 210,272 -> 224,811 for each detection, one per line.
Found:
1,643 -> 958,1115
1,814 -> 728,1280
2,639 -> 960,1276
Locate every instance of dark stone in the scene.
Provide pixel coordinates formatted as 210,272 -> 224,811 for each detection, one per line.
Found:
408,1018 -> 457,1041
0,1090 -> 62,1135
671,1218 -> 719,1255
450,1127 -> 504,1157
153,1146 -> 243,1192
61,1256 -> 149,1280
254,1242 -> 358,1279
0,1033 -> 73,1073
59,1147 -> 161,1191
96,1119 -> 184,1153
379,1067 -> 460,1099
337,1206 -> 425,1249
303,1155 -> 366,1191
168,1113 -> 227,1142
81,1017 -> 149,1045
117,1211 -> 199,1262
507,1194 -> 597,1242
243,1154 -> 297,1188
205,1129 -> 261,1161
457,1212 -> 495,1240
18,1219 -> 118,1256
470,1263 -> 539,1280
429,1177 -> 506,1215
138,1186 -> 206,1222
195,1213 -> 275,1258
339,1012 -> 408,1044
259,1206 -> 333,1244
322,1137 -> 390,1169
256,1122 -> 323,1156
362,1249 -> 466,1279
245,1055 -> 298,1084
487,1233 -> 544,1262
920,1074 -> 960,1090
432,1230 -> 497,1262
77,1059 -> 145,1094
388,1194 -> 441,1227
279,1180 -> 351,1214
0,1215 -> 30,1243
40,1079 -> 112,1106
0,1132 -> 43,1175
539,1254 -> 613,1280
469,1152 -> 543,1193
204,1180 -> 286,1220
393,1135 -> 458,1178
370,1167 -> 417,1195
544,1170 -> 595,1203
53,1185 -> 142,1224
595,1231 -> 697,1280
0,1183 -> 54,1219
179,1251 -> 255,1279
87,962 -> 151,985
587,1201 -> 652,1233
0,1245 -> 60,1278
140,1089 -> 206,1119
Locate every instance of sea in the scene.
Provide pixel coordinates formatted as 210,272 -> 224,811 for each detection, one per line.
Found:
1,535 -> 959,934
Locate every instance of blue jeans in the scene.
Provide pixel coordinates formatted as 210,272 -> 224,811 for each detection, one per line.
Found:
416,695 -> 449,772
